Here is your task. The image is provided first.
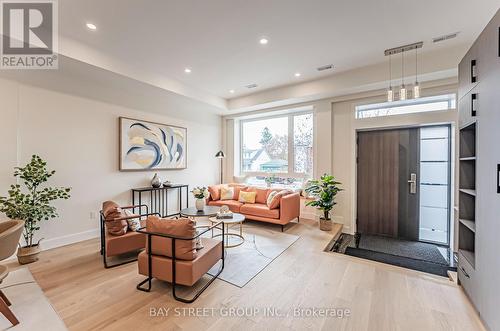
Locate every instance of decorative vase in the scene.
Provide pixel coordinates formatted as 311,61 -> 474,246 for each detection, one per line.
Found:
195,198 -> 205,211
151,173 -> 162,188
319,217 -> 333,231
17,245 -> 41,265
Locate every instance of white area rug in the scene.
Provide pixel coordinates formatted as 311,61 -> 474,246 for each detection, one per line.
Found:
0,268 -> 67,331
207,222 -> 300,287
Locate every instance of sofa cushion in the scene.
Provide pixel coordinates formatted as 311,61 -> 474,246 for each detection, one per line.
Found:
238,191 -> 257,204
146,216 -> 197,261
102,201 -> 128,236
220,186 -> 234,200
240,203 -> 279,219
106,230 -> 145,257
138,237 -> 222,286
244,187 -> 269,204
208,185 -> 222,201
229,183 -> 247,200
207,199 -> 242,213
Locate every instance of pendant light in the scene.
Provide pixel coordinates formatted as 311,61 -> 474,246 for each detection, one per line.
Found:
400,51 -> 407,101
387,54 -> 394,102
413,47 -> 420,98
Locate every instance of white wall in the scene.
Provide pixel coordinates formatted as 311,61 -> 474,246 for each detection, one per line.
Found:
0,77 -> 221,250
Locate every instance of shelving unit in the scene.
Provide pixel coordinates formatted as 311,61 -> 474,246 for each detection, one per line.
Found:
458,110 -> 476,268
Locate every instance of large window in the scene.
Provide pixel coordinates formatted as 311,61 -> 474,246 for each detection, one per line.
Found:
355,94 -> 456,119
240,112 -> 314,180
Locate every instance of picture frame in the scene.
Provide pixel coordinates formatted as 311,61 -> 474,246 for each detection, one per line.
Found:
119,117 -> 187,171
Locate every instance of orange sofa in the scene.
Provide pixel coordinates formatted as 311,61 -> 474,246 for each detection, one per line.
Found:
207,184 -> 300,231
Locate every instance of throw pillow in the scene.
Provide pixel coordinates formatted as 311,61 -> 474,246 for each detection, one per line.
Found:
266,190 -> 278,207
229,183 -> 247,200
125,210 -> 141,231
220,186 -> 235,200
268,189 -> 293,209
208,185 -> 222,200
102,201 -> 128,236
239,191 -> 257,204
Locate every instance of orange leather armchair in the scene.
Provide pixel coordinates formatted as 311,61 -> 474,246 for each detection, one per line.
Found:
136,216 -> 224,303
100,202 -> 159,268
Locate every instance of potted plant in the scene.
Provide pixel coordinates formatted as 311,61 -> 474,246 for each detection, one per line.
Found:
0,155 -> 71,264
191,186 -> 209,211
305,174 -> 342,231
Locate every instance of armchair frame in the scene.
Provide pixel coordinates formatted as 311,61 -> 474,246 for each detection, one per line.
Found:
100,204 -> 159,268
136,221 -> 225,303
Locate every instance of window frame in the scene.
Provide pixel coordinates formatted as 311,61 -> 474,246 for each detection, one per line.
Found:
239,110 -> 314,179
355,93 -> 457,119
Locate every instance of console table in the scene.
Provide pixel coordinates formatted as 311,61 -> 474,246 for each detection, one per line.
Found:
131,184 -> 189,218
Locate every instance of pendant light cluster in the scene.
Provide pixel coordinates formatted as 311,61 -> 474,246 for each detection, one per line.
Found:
385,42 -> 423,102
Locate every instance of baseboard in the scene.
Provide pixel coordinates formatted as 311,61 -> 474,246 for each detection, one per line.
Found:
41,228 -> 100,251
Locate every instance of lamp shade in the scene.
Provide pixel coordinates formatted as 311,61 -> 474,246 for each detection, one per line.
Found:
215,150 -> 225,158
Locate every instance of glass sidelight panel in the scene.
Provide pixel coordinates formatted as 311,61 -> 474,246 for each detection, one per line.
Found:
419,126 -> 450,244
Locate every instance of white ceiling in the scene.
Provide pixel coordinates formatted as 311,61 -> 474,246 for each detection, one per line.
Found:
58,0 -> 499,101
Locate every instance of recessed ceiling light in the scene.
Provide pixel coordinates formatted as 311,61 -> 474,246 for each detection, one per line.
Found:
184,68 -> 192,73
86,23 -> 97,31
229,89 -> 235,94
259,38 -> 269,45
294,72 -> 301,77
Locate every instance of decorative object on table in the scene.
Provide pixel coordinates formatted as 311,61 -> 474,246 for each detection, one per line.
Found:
119,117 -> 187,171
0,155 -> 71,264
216,205 -> 233,219
163,180 -> 172,187
191,186 -> 209,211
305,173 -> 342,231
215,150 -> 225,184
151,173 -> 162,188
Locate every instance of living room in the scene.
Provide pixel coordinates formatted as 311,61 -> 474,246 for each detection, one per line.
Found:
0,1 -> 499,330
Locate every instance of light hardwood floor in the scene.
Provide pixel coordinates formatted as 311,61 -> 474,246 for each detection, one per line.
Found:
8,219 -> 484,331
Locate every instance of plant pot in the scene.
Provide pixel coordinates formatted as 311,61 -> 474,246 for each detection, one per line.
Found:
319,217 -> 333,231
17,245 -> 41,265
195,198 -> 205,212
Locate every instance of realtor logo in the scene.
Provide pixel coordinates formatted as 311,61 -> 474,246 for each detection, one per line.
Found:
1,0 -> 58,69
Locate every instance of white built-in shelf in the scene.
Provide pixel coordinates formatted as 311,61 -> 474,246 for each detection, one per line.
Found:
460,219 -> 476,233
459,189 -> 477,197
460,156 -> 476,161
459,249 -> 476,268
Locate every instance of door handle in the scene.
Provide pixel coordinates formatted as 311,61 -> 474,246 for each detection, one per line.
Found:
408,173 -> 417,194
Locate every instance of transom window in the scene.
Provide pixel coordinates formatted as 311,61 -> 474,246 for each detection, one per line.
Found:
355,94 -> 456,119
240,112 -> 314,179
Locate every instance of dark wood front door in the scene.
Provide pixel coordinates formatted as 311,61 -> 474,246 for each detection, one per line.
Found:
356,128 -> 420,239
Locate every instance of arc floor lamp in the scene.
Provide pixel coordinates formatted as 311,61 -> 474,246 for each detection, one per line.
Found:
215,150 -> 225,184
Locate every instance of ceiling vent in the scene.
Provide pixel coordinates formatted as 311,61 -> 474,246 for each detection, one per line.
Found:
245,83 -> 258,89
433,32 -> 459,43
317,64 -> 333,71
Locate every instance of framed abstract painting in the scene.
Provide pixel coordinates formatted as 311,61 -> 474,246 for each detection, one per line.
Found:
119,117 -> 187,171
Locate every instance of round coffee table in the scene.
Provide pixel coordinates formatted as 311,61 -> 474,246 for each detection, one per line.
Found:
209,213 -> 245,248
180,206 -> 220,249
